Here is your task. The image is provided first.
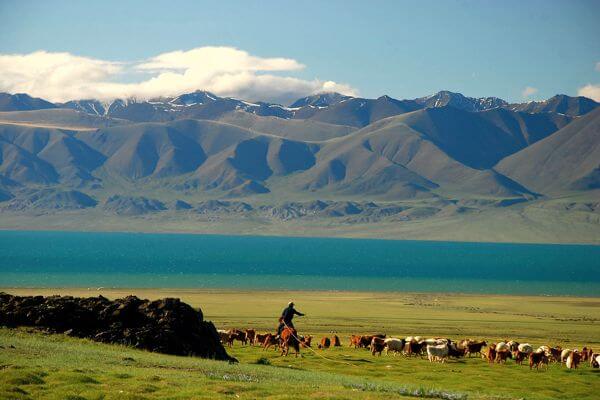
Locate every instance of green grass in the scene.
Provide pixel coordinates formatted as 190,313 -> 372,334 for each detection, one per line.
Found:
1,289 -> 599,399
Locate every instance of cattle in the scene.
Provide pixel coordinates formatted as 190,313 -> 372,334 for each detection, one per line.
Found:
300,335 -> 312,348
370,337 -> 386,356
318,337 -> 331,349
404,340 -> 426,357
590,354 -> 600,368
262,334 -> 279,351
255,333 -> 270,346
349,335 -> 362,348
359,334 -> 386,349
530,351 -> 549,370
227,329 -> 247,345
566,351 -> 581,369
427,344 -> 449,363
332,335 -> 341,347
383,338 -> 405,355
280,327 -> 300,357
218,329 -> 233,347
466,341 -> 487,357
245,329 -> 256,346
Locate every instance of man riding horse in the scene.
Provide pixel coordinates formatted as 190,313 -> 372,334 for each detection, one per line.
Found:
277,301 -> 304,336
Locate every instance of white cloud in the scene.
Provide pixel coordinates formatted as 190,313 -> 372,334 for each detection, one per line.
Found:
521,86 -> 538,99
0,47 -> 357,104
578,84 -> 600,102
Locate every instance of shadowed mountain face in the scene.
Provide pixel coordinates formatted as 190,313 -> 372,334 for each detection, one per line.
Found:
0,90 -> 597,212
507,95 -> 598,117
496,107 -> 600,194
0,93 -> 56,112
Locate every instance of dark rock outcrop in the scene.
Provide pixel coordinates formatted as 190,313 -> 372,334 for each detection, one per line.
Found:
0,293 -> 235,362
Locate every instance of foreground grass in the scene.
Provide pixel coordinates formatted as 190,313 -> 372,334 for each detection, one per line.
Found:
1,289 -> 599,399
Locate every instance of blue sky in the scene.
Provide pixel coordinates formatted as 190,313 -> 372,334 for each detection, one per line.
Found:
0,0 -> 599,103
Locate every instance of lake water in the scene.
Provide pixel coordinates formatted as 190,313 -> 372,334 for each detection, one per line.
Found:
1,230 -> 599,296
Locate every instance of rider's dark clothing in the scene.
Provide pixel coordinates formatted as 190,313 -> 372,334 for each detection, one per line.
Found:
277,305 -> 304,335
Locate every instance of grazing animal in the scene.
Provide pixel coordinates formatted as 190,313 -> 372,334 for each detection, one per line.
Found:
560,349 -> 573,363
349,335 -> 362,348
255,333 -> 270,346
427,344 -> 449,363
300,335 -> 312,348
529,351 -> 549,370
262,334 -> 279,351
384,338 -> 405,355
581,347 -> 592,361
217,329 -> 231,345
590,354 -> 600,368
405,340 -> 426,357
517,343 -> 534,354
549,347 -> 562,362
448,342 -> 467,358
332,335 -> 341,347
507,340 -> 519,352
360,334 -> 386,348
496,342 -> 509,353
318,337 -> 331,349
280,327 -> 300,357
245,329 -> 256,346
466,341 -> 487,357
514,351 -> 528,365
496,350 -> 511,363
485,345 -> 497,364
370,337 -> 386,356
228,329 -> 247,345
566,351 -> 581,369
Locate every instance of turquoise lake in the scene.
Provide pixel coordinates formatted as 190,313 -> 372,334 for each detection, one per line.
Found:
1,231 -> 599,296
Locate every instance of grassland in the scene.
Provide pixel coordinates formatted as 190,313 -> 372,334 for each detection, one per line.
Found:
1,288 -> 599,399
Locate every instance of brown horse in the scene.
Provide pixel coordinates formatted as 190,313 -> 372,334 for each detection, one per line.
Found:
280,327 -> 301,357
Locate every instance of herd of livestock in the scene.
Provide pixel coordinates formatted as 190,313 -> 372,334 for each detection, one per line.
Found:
217,328 -> 599,370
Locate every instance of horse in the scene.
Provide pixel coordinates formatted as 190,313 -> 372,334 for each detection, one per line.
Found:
280,327 -> 301,357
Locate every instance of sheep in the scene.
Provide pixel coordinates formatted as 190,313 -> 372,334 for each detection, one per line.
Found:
383,338 -> 405,356
496,342 -> 510,352
426,344 -> 449,363
517,343 -> 534,354
560,349 -> 573,363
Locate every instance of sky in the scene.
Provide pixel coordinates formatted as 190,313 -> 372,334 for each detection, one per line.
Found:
0,0 -> 599,104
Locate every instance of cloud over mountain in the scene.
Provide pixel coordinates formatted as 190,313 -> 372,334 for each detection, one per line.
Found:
0,47 -> 357,104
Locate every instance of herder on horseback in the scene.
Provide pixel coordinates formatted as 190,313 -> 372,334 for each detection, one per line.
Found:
277,301 -> 304,336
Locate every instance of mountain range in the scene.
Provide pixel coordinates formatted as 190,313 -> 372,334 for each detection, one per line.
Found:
0,89 -> 598,242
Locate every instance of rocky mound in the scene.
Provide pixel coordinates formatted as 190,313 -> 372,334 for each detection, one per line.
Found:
103,195 -> 166,215
0,293 -> 235,362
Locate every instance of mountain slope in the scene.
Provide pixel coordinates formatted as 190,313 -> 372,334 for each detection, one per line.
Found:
0,93 -> 56,112
496,107 -> 600,193
293,95 -> 422,127
508,95 -> 598,117
416,90 -> 508,112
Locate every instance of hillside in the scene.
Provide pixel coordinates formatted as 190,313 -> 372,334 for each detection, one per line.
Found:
0,90 -> 598,243
496,107 -> 600,194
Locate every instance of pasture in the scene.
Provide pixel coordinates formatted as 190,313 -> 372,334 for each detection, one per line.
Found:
1,288 -> 599,399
